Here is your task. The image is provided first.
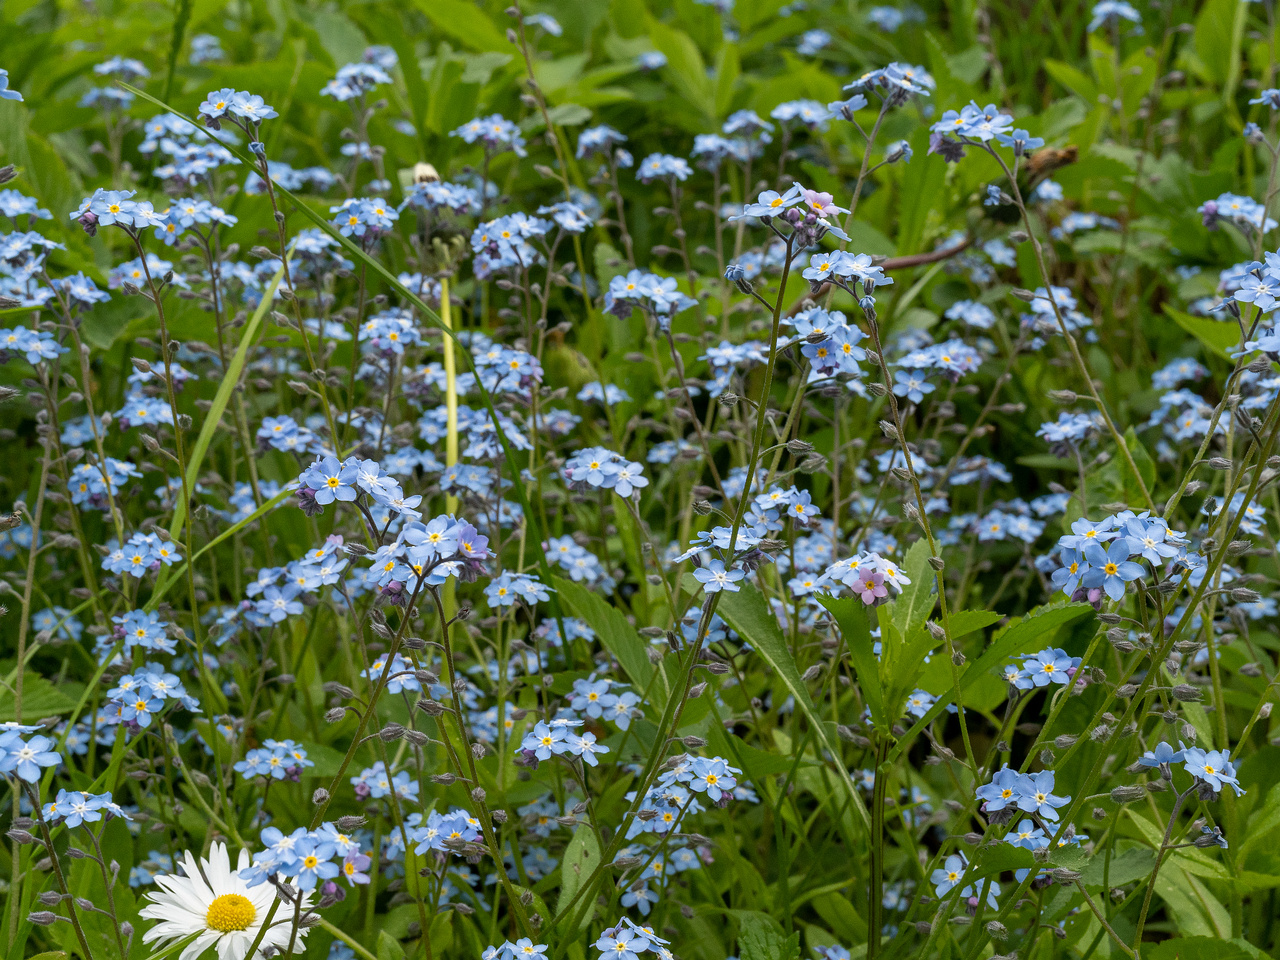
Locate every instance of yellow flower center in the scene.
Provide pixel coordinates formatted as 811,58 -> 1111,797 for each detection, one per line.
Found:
206,893 -> 256,932
1104,562 -> 1118,575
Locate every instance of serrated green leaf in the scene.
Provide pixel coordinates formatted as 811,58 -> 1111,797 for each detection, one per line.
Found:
971,843 -> 1036,878
0,671 -> 80,721
734,910 -> 800,960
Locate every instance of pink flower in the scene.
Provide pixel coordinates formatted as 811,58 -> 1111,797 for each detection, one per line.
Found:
855,568 -> 888,605
803,189 -> 848,218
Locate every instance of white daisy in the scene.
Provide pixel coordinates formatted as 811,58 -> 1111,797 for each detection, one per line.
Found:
140,841 -> 311,960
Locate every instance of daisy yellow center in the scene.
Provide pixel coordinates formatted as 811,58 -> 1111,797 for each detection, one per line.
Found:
206,893 -> 256,932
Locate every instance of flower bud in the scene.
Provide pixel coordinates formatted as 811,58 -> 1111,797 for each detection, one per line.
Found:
1110,784 -> 1145,803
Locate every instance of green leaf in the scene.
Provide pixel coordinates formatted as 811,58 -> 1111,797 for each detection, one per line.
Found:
713,42 -> 740,117
887,538 -> 935,640
552,577 -> 655,692
948,610 -> 1005,638
0,671 -> 80,721
167,263 -> 283,543
1043,59 -> 1097,102
1192,0 -> 1246,95
1080,844 -> 1156,888
706,720 -> 813,776
1155,864 -> 1231,938
544,103 -> 592,127
818,596 -> 885,728
1164,304 -> 1242,361
734,910 -> 800,960
717,583 -> 871,830
884,602 -> 1092,765
647,20 -> 715,120
1239,783 -> 1280,858
376,930 -> 406,960
556,824 -> 602,931
970,843 -> 1035,879
410,0 -> 508,51
146,487 -> 293,612
142,933 -> 200,960
1049,843 -> 1090,871
1145,938 -> 1267,960
895,131 -> 945,260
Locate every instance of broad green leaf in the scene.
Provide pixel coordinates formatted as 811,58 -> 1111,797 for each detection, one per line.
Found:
1043,60 -> 1097,104
896,132 -> 945,261
647,20 -> 715,120
887,538 -> 935,640
1146,938 -> 1267,960
410,0 -> 508,51
970,843 -> 1036,879
1080,844 -> 1156,888
1239,783 -> 1280,858
717,583 -> 870,829
733,910 -> 800,960
713,42 -> 740,117
1164,304 -> 1243,361
706,719 -> 814,776
376,930 -> 406,960
1048,843 -> 1090,871
947,610 -> 1005,638
1155,864 -> 1231,938
885,602 -> 1092,765
0,671 -> 80,721
552,577 -> 655,692
1193,0 -> 1246,94
556,824 -> 602,932
818,596 -> 885,728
